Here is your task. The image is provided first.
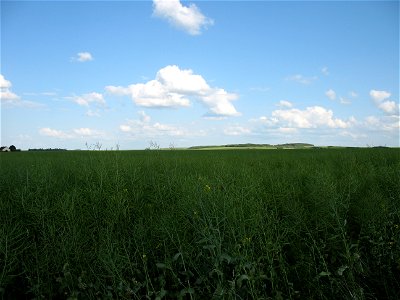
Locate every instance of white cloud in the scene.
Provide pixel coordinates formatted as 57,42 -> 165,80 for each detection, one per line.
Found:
271,106 -> 350,129
104,85 -> 130,96
370,89 -> 391,102
152,0 -> 213,35
107,65 -> 240,117
364,115 -> 399,132
378,100 -> 398,115
223,126 -> 251,136
250,86 -> 270,92
0,74 -> 20,102
276,100 -> 293,108
138,110 -> 151,123
339,131 -> 367,139
72,52 -> 93,62
277,127 -> 298,134
69,92 -> 105,107
39,128 -> 72,139
0,74 -> 12,89
119,111 -> 204,138
39,127 -> 104,139
0,74 -> 45,109
73,128 -> 103,137
321,67 -> 329,76
325,89 -> 336,100
369,89 -> 399,115
339,97 -> 351,105
286,74 -> 318,85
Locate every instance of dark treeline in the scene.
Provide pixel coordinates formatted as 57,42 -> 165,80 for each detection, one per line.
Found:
28,148 -> 67,152
189,143 -> 314,149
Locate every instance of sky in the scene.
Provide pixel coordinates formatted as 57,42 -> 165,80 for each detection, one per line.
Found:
1,0 -> 399,150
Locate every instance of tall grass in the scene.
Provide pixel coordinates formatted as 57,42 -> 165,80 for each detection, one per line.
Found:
0,148 -> 399,299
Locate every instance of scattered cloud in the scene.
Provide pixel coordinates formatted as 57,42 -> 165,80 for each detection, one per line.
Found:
39,127 -> 72,139
119,111 -> 188,137
370,89 -> 399,115
321,67 -> 329,76
271,106 -> 350,129
377,100 -> 398,115
1,74 -> 45,108
152,0 -> 213,35
223,126 -> 251,136
370,89 -> 391,102
250,86 -> 270,92
68,92 -> 105,107
252,105 -> 352,130
73,128 -> 104,137
339,97 -> 351,105
364,115 -> 399,132
0,74 -> 20,102
39,127 -> 104,139
0,74 -> 12,89
276,100 -> 293,108
339,131 -> 367,139
277,127 -> 298,134
72,52 -> 93,62
286,74 -> 318,85
325,89 -> 336,101
106,65 -> 240,117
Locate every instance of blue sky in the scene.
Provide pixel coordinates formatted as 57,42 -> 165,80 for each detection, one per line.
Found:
1,0 -> 399,150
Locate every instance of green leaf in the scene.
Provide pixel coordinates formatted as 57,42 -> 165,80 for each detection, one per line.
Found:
173,252 -> 182,261
156,263 -> 167,269
237,274 -> 250,287
337,265 -> 348,276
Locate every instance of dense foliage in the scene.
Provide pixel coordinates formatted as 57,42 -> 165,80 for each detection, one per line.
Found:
1,149 -> 399,299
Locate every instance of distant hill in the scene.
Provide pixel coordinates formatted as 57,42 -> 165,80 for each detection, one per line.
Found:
189,143 -> 314,150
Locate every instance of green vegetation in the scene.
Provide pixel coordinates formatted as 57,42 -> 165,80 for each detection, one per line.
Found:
1,148 -> 399,299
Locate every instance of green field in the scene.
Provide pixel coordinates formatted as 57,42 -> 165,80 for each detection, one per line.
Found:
1,149 -> 399,299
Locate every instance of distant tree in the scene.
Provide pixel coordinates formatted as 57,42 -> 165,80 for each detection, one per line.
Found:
9,145 -> 17,151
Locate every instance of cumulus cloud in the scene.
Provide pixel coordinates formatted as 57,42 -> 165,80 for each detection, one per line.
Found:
0,74 -> 20,102
276,100 -> 293,108
0,74 -> 12,89
73,128 -> 104,137
286,74 -> 318,85
271,106 -> 350,129
39,127 -> 104,139
0,74 -> 45,108
152,0 -> 213,35
378,100 -> 398,115
370,90 -> 391,102
370,89 -> 399,115
72,52 -> 93,62
69,92 -> 105,107
106,65 -> 240,117
364,115 -> 399,132
325,89 -> 336,101
39,128 -> 72,139
119,111 -> 187,137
